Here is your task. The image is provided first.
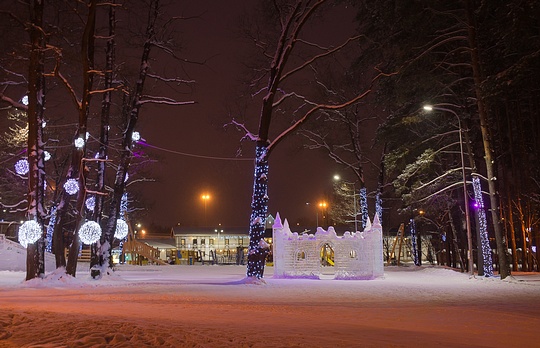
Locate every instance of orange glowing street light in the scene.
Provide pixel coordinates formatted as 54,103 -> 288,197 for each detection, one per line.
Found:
318,201 -> 328,227
201,193 -> 211,226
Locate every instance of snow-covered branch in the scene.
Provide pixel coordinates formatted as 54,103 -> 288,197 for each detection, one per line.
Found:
146,74 -> 196,84
280,35 -> 362,83
268,70 -> 395,153
228,119 -> 258,142
0,92 -> 28,110
139,96 -> 195,106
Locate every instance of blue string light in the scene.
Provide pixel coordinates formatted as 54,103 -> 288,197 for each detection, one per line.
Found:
45,206 -> 56,253
472,176 -> 493,277
410,218 -> 420,266
360,187 -> 368,229
375,190 -> 383,227
246,144 -> 269,279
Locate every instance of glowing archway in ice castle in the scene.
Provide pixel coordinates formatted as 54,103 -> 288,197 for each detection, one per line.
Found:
272,213 -> 383,280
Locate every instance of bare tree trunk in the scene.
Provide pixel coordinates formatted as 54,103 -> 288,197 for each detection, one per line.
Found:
91,0 -> 116,278
65,0 -> 97,277
26,0 -> 47,280
95,0 -> 158,278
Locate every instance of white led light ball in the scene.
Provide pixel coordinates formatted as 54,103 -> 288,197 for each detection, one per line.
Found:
74,137 -> 85,148
43,151 -> 51,161
22,95 -> 29,106
18,220 -> 42,248
114,219 -> 129,239
15,159 -> 30,175
79,221 -> 102,244
131,131 -> 141,142
85,196 -> 96,211
63,178 -> 79,195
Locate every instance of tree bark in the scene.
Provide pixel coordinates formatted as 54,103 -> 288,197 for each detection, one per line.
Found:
26,0 -> 47,280
464,0 -> 510,278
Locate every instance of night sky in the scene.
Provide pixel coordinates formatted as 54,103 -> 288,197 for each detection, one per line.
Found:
135,1 -> 353,231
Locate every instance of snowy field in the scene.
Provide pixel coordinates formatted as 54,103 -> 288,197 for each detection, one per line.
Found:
1,246 -> 540,347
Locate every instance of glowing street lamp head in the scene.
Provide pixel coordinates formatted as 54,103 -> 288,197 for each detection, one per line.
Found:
201,194 -> 210,201
333,175 -> 341,181
318,202 -> 328,208
423,105 -> 433,111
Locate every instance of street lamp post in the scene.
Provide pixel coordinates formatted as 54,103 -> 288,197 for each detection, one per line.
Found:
334,175 -> 358,233
424,104 -> 474,275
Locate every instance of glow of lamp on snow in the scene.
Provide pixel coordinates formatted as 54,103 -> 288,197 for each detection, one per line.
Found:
43,151 -> 51,161
21,95 -> 29,106
18,220 -> 42,248
114,219 -> 129,239
132,131 -> 140,142
15,159 -> 29,175
472,176 -> 493,277
74,137 -> 85,149
63,178 -> 79,195
85,196 -> 96,211
79,221 -> 102,244
45,206 -> 57,253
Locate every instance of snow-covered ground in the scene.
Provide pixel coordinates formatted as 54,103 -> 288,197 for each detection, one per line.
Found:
1,244 -> 540,347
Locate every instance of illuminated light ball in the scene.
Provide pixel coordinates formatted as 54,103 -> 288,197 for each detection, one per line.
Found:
18,220 -> 42,248
42,121 -> 47,128
43,151 -> 51,161
79,221 -> 102,244
22,95 -> 29,106
85,196 -> 96,211
63,178 -> 79,195
74,137 -> 85,148
132,131 -> 141,142
114,219 -> 129,239
15,159 -> 30,175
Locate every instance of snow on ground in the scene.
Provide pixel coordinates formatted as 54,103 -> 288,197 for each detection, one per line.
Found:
1,246 -> 540,347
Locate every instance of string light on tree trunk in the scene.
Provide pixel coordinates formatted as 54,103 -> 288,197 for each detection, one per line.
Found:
18,220 -> 42,248
21,95 -> 29,106
247,144 -> 269,279
472,176 -> 494,277
63,178 -> 79,195
375,191 -> 383,227
79,221 -> 102,244
410,218 -> 419,266
45,206 -> 57,253
43,151 -> 51,161
360,187 -> 368,229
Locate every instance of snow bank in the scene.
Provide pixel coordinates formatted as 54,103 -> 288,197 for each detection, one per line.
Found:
1,243 -> 539,347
